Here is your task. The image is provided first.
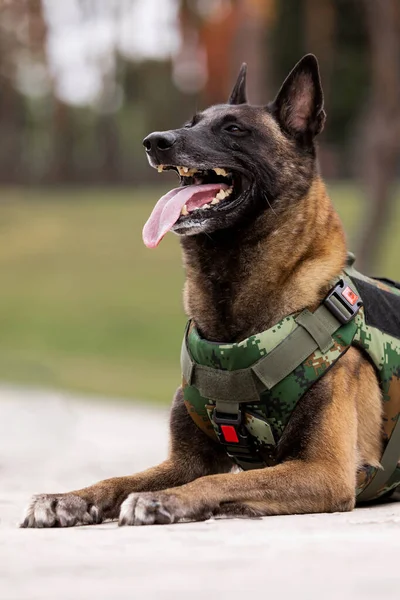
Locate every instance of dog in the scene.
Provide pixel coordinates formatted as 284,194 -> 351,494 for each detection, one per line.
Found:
21,54 -> 400,528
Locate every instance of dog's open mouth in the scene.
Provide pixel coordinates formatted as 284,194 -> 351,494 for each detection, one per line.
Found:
143,166 -> 244,248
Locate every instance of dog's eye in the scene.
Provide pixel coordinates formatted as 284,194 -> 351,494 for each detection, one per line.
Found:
224,124 -> 243,133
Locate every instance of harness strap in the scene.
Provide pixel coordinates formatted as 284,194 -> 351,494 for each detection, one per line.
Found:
253,304 -> 341,391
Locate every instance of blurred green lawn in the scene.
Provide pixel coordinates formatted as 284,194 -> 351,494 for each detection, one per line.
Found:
0,183 -> 399,403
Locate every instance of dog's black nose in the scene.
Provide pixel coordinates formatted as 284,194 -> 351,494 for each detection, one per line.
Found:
143,131 -> 177,152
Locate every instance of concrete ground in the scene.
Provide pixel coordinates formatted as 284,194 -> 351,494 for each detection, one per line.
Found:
1,386 -> 400,600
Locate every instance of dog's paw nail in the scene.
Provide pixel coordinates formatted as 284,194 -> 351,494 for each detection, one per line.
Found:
20,494 -> 103,528
118,494 -> 137,526
119,493 -> 178,527
88,504 -> 102,524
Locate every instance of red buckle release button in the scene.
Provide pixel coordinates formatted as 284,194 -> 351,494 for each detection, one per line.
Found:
220,425 -> 239,443
342,286 -> 359,306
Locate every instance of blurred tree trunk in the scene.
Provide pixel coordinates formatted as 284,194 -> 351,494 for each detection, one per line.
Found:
199,3 -> 240,105
356,0 -> 400,273
189,0 -> 275,106
97,113 -> 120,183
0,73 -> 25,183
231,0 -> 276,103
0,1 -> 27,183
49,100 -> 75,182
303,0 -> 336,177
25,0 -> 76,184
304,0 -> 335,100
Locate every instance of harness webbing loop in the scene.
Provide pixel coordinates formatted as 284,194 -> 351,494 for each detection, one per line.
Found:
295,308 -> 335,353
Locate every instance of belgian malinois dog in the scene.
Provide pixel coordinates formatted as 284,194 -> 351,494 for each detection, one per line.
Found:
21,54 -> 386,528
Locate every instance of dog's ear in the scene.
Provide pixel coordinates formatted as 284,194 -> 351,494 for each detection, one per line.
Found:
270,54 -> 326,138
228,63 -> 248,105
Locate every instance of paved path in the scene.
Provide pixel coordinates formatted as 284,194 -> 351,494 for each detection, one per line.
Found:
1,386 -> 400,600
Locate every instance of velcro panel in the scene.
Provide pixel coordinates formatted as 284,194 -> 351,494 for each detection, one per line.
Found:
352,277 -> 400,339
193,364 -> 261,404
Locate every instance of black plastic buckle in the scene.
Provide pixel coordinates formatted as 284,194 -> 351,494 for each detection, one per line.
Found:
212,408 -> 242,427
324,279 -> 363,325
212,407 -> 249,446
212,407 -> 269,468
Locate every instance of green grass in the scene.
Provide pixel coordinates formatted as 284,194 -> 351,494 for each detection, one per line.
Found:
0,184 -> 399,403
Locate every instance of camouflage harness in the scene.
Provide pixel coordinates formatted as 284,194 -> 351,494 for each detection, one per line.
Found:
181,256 -> 400,502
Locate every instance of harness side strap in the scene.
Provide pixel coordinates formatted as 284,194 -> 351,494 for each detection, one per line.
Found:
357,416 -> 400,502
252,304 -> 341,390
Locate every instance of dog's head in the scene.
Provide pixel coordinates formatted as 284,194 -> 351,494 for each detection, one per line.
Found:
142,54 -> 326,248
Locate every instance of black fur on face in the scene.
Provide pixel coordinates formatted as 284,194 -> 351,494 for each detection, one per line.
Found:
143,54 -> 326,237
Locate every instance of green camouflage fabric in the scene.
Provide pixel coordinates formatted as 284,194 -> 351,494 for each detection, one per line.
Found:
182,268 -> 400,501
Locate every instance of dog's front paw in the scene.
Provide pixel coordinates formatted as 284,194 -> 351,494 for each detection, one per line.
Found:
119,491 -> 191,526
20,493 -> 103,528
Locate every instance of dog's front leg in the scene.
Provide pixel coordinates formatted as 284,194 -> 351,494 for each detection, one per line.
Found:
21,389 -> 233,528
120,353 -> 382,525
118,459 -> 354,526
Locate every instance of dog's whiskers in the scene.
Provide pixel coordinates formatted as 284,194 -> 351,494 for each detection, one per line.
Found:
264,193 -> 277,216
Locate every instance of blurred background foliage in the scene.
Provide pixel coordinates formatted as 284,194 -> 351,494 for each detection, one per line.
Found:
0,0 -> 399,402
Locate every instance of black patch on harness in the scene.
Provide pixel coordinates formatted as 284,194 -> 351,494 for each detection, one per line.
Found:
352,277 -> 400,339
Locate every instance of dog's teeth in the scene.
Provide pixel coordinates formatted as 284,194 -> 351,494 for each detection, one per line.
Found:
157,165 -> 164,173
213,168 -> 229,177
211,186 -> 234,204
181,204 -> 189,216
177,166 -> 197,177
203,204 -> 210,209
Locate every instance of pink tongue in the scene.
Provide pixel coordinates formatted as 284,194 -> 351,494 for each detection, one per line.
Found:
142,183 -> 228,248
